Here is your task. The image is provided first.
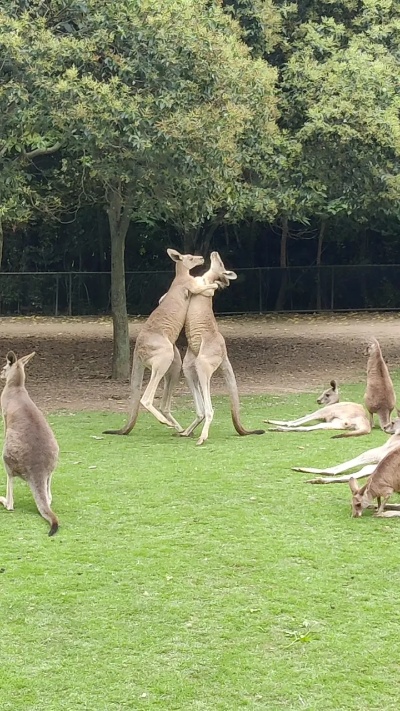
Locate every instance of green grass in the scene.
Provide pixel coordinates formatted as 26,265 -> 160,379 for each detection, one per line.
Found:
1,378 -> 400,710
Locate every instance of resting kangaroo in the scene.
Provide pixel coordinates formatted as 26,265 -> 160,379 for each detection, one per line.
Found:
0,351 -> 59,536
104,249 -> 219,435
265,401 -> 371,438
294,418 -> 400,484
316,380 -> 339,406
349,447 -> 400,518
364,337 -> 396,429
178,251 -> 265,445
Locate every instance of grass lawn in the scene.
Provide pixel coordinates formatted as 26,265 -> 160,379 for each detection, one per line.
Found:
1,378 -> 400,710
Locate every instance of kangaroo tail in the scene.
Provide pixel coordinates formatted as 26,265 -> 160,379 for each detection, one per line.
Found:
103,355 -> 145,435
221,359 -> 265,436
29,481 -> 59,536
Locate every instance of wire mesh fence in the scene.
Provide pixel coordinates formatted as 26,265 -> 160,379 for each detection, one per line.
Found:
0,265 -> 399,316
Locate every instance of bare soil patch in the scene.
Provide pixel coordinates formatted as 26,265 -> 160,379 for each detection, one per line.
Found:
0,312 -> 399,412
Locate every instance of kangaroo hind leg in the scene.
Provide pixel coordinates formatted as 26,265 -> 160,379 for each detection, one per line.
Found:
0,461 -> 15,510
195,354 -> 220,445
160,346 -> 184,432
180,349 -> 205,437
141,344 -> 179,429
377,409 -> 392,430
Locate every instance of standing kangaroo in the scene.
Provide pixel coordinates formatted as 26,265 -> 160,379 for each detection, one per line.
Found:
0,351 -> 59,536
104,248 -> 219,436
179,251 -> 265,445
364,337 -> 396,429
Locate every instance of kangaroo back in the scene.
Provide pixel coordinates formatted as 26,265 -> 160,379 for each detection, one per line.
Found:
364,338 -> 396,422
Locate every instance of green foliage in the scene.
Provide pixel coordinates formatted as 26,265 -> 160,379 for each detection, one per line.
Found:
271,1 -> 400,228
1,0 -> 400,271
222,0 -> 282,56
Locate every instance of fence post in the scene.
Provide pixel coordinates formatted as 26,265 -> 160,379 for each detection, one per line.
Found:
68,273 -> 72,316
54,274 -> 59,317
258,268 -> 262,314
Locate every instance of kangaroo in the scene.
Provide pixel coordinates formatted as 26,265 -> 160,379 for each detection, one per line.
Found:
294,418 -> 400,484
364,337 -> 396,429
103,249 -> 219,436
265,401 -> 371,438
0,351 -> 59,536
349,447 -> 400,518
316,380 -> 339,405
176,251 -> 265,445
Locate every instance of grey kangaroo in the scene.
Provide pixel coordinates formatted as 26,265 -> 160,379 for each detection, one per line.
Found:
0,351 -> 59,535
104,249 -> 218,435
364,337 -> 397,428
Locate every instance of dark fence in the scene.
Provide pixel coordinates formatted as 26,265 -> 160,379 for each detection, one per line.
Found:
0,265 -> 399,316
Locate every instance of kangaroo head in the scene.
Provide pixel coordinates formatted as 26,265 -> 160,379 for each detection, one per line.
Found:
348,477 -> 370,517
1,350 -> 36,383
384,418 -> 400,435
363,337 -> 380,357
203,251 -> 237,288
317,379 -> 339,405
167,248 -> 204,272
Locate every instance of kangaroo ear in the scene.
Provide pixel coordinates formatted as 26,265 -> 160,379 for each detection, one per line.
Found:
224,270 -> 237,281
330,380 -> 337,390
19,352 -> 36,367
167,248 -> 182,262
349,477 -> 359,494
6,351 -> 17,366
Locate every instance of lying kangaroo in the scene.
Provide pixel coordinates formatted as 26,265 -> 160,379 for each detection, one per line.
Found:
364,337 -> 396,429
0,351 -> 59,536
104,249 -> 219,436
349,447 -> 400,518
266,401 -> 371,438
316,380 -> 339,405
178,251 -> 265,445
294,418 -> 400,484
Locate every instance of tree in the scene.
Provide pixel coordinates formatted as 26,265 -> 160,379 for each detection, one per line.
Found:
257,3 -> 400,306
0,5 -> 65,266
13,0 -> 278,377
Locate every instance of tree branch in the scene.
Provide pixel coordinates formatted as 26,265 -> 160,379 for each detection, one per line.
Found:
24,141 -> 62,159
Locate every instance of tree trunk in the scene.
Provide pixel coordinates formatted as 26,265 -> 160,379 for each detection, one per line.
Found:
316,219 -> 326,311
107,186 -> 133,380
201,222 -> 219,256
200,209 -> 227,255
275,216 -> 289,311
182,228 -> 198,253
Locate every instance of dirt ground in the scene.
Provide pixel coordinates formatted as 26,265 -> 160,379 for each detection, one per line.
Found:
0,312 -> 399,412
